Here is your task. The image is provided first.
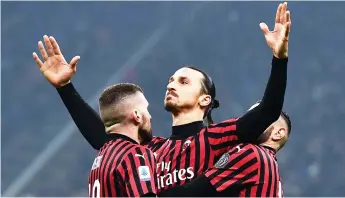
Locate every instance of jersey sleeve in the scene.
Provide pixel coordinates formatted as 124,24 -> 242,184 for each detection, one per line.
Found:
205,144 -> 259,192
208,56 -> 288,150
116,146 -> 157,197
235,56 -> 288,141
56,83 -> 107,150
207,118 -> 240,152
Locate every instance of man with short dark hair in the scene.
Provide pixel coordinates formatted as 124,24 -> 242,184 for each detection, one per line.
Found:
33,37 -> 157,197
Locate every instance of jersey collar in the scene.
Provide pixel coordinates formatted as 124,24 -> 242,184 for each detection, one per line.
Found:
170,121 -> 205,139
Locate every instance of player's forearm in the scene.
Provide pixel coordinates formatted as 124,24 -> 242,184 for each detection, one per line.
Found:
56,83 -> 106,149
237,56 -> 288,140
159,175 -> 217,197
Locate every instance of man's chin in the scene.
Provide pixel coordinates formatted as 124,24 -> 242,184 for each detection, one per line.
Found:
164,102 -> 175,112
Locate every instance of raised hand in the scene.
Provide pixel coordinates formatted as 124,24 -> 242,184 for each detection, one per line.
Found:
33,35 -> 80,87
260,2 -> 291,59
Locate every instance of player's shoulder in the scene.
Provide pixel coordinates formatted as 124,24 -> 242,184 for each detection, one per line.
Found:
236,143 -> 275,161
230,143 -> 261,156
126,143 -> 151,153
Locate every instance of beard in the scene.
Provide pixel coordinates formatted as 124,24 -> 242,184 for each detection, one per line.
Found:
138,127 -> 152,145
138,116 -> 153,144
164,101 -> 177,112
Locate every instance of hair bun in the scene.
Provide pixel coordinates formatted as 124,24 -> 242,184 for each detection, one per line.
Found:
213,99 -> 220,108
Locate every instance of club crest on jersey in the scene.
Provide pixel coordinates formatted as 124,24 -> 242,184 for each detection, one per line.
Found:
91,155 -> 103,170
214,153 -> 230,169
182,140 -> 191,151
138,166 -> 151,181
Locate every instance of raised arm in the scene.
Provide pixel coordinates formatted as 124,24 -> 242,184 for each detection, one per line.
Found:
236,56 -> 287,141
237,2 -> 291,141
56,83 -> 107,149
32,35 -> 106,150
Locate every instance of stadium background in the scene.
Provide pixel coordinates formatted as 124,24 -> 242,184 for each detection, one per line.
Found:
2,1 -> 344,196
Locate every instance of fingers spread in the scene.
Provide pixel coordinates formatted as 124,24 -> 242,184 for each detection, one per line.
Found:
259,23 -> 270,35
43,35 -> 54,57
70,56 -> 80,71
38,41 -> 48,61
286,10 -> 291,24
275,3 -> 282,24
49,36 -> 62,55
280,2 -> 287,24
33,52 -> 44,69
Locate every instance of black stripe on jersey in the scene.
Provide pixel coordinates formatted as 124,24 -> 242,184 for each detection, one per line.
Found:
235,168 -> 258,186
157,141 -> 173,166
167,139 -> 179,182
256,146 -> 265,197
168,139 -> 177,167
245,185 -> 251,197
265,151 -> 273,197
207,130 -> 237,139
210,140 -> 240,151
120,160 -> 135,197
145,148 -> 156,192
272,156 -> 278,197
183,140 -> 192,183
128,152 -> 145,196
202,130 -> 211,172
194,135 -> 200,175
173,142 -> 184,186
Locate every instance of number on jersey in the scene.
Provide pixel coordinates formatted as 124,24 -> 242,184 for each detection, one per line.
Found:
89,179 -> 100,198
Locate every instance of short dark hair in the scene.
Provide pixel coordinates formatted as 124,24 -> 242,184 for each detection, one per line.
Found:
99,83 -> 143,127
281,111 -> 292,135
184,66 -> 219,126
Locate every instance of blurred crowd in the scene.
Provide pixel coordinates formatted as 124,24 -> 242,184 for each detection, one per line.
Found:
2,2 -> 344,196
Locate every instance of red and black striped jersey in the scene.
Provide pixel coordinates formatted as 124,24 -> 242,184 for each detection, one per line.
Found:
149,119 -> 241,192
205,143 -> 284,197
88,134 -> 157,197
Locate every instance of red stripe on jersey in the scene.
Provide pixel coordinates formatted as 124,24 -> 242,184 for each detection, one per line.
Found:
261,148 -> 270,196
268,152 -> 276,197
208,124 -> 236,134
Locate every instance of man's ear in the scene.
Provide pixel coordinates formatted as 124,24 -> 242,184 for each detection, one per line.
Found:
199,95 -> 211,108
130,110 -> 141,124
272,128 -> 287,141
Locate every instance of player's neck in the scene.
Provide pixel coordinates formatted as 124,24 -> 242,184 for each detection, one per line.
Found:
106,124 -> 140,144
172,110 -> 204,126
260,142 -> 279,152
